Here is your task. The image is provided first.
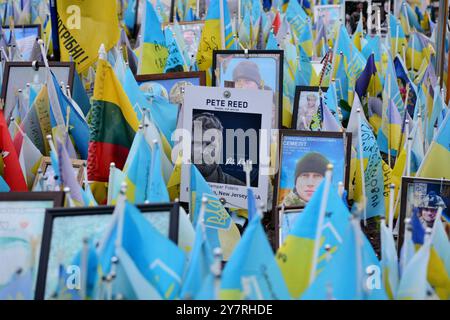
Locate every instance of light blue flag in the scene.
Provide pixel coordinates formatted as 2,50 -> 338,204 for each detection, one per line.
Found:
265,30 -> 279,50
48,71 -> 89,159
164,27 -> 186,72
335,57 -> 349,103
82,183 -> 98,207
147,142 -> 170,202
121,202 -> 186,299
426,86 -> 445,145
285,0 -> 308,39
380,222 -> 399,298
296,45 -> 313,86
107,167 -> 126,204
220,189 -> 290,300
70,238 -> 99,299
302,218 -> 388,300
190,164 -> 241,261
0,270 -> 33,300
361,35 -> 382,65
115,58 -> 147,120
112,246 -> 162,299
124,0 -> 138,33
399,222 -> 415,277
238,9 -> 251,48
432,218 -> 450,276
123,130 -> 152,204
396,237 -> 431,299
0,175 -> 10,192
149,96 -> 179,148
324,81 -> 340,121
321,102 -> 341,132
179,208 -> 214,299
72,72 -> 91,117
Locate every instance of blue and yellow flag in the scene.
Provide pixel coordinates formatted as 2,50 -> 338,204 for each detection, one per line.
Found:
197,0 -> 236,85
220,189 -> 290,300
138,0 -> 168,75
377,98 -> 403,157
302,218 -> 387,300
122,129 -> 152,204
389,15 -> 408,57
276,181 -> 351,298
190,164 -> 241,261
417,112 -> 450,179
121,202 -> 186,299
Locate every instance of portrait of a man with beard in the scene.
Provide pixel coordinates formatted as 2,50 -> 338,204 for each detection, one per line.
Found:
191,112 -> 245,186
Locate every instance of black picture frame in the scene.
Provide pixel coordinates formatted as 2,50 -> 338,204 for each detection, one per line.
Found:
212,49 -> 284,129
275,205 -> 304,250
0,61 -> 75,122
273,129 -> 352,224
0,191 -> 64,299
1,23 -> 42,40
397,177 -> 450,252
35,202 -> 180,300
292,86 -> 329,130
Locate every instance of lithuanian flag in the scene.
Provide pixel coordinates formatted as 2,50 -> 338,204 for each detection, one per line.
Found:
87,58 -> 139,183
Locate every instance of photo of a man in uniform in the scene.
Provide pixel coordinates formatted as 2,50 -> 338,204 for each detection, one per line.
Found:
282,152 -> 329,207
191,112 -> 245,186
415,191 -> 447,228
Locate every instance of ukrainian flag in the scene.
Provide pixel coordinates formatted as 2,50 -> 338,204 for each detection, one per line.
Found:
276,182 -> 351,298
197,0 -> 236,85
417,112 -> 450,179
137,0 -> 168,75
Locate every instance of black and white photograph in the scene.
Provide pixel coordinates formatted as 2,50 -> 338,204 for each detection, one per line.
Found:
180,85 -> 272,210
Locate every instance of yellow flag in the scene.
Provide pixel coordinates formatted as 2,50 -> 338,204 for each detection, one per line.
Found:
56,0 -> 120,72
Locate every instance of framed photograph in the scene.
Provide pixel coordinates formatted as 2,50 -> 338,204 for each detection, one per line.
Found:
163,21 -> 204,62
1,61 -> 75,123
31,157 -> 85,192
0,192 -> 64,299
276,205 -> 304,248
274,130 -> 352,211
2,24 -> 41,61
180,86 -> 273,210
292,86 -> 329,130
35,202 -> 180,300
398,177 -> 450,250
135,71 -> 206,105
344,0 -> 369,34
212,50 -> 284,129
313,4 -> 342,40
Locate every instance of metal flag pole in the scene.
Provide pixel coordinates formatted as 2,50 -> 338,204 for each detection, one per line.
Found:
309,164 -> 333,285
219,0 -> 226,49
436,0 -> 449,88
356,108 -> 368,225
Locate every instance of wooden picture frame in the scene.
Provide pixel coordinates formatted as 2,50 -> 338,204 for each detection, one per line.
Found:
0,191 -> 64,299
35,202 -> 180,300
0,61 -> 75,122
292,86 -> 330,130
212,50 -> 284,129
31,157 -> 85,192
